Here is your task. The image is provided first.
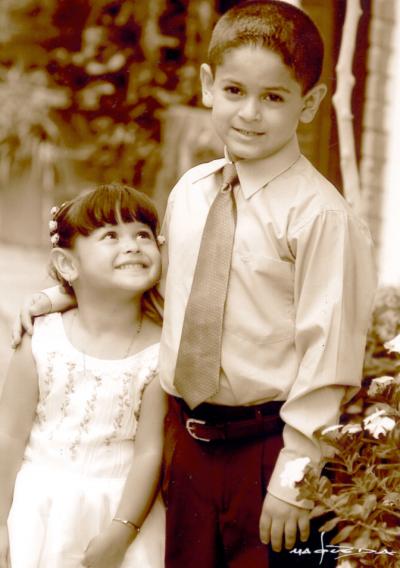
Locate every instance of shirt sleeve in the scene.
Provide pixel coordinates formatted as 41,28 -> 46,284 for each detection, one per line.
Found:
42,286 -> 76,312
157,187 -> 175,298
267,210 -> 377,507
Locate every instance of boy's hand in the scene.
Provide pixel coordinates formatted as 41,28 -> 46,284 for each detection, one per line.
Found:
81,522 -> 134,568
259,493 -> 310,552
11,292 -> 52,348
0,525 -> 10,568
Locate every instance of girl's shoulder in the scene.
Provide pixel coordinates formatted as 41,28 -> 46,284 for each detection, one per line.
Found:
31,312 -> 65,353
132,341 -> 160,375
33,312 -> 63,335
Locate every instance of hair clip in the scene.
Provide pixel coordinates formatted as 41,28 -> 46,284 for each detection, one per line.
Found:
50,206 -> 60,218
49,220 -> 58,233
157,235 -> 166,246
50,233 -> 60,246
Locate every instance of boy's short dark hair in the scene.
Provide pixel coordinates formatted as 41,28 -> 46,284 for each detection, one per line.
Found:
208,0 -> 324,93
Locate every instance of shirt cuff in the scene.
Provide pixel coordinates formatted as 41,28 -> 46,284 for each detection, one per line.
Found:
267,448 -> 317,509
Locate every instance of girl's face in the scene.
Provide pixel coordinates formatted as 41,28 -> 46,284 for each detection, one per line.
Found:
71,220 -> 161,297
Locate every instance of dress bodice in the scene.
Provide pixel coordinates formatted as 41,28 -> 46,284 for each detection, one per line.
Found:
25,313 -> 159,478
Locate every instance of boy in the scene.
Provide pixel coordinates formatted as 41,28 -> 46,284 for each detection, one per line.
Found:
158,1 -> 376,566
15,1 -> 376,566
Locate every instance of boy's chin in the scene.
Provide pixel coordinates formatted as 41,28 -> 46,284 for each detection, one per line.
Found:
226,146 -> 268,162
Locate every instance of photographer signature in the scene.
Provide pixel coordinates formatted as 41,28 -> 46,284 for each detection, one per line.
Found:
289,531 -> 398,565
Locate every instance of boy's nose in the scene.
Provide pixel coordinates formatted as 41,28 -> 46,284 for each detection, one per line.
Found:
238,98 -> 261,121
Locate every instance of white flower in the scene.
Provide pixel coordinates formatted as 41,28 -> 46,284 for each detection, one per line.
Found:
342,423 -> 363,435
50,233 -> 60,245
384,333 -> 400,354
157,235 -> 166,246
367,375 -> 394,396
50,205 -> 59,217
321,424 -> 343,435
364,408 -> 385,423
280,457 -> 311,488
363,409 -> 396,439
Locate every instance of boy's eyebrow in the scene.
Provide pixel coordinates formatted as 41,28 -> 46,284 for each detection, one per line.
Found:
220,78 -> 291,93
261,86 -> 291,93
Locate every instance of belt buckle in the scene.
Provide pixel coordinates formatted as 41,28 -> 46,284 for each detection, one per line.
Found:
186,418 -> 210,442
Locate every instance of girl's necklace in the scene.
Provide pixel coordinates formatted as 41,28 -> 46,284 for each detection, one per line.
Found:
70,312 -> 143,374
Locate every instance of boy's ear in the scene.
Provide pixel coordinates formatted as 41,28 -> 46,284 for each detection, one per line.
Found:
50,248 -> 79,285
200,63 -> 215,108
299,83 -> 327,124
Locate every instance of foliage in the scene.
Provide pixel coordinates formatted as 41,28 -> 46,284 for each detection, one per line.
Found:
0,66 -> 70,190
1,0 -> 216,194
363,286 -> 400,379
297,287 -> 400,567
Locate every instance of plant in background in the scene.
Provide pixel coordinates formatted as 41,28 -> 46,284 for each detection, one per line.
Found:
296,287 -> 400,567
1,0 -> 218,196
0,66 -> 70,190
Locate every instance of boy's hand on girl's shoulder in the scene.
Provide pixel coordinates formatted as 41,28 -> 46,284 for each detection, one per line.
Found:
0,524 -> 10,568
259,493 -> 310,553
11,293 -> 52,348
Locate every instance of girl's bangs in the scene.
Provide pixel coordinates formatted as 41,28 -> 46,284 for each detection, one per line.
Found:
71,185 -> 159,237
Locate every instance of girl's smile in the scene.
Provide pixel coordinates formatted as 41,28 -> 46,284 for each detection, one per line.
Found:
72,221 -> 161,296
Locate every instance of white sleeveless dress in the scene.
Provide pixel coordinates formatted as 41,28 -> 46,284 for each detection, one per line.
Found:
8,313 -> 165,568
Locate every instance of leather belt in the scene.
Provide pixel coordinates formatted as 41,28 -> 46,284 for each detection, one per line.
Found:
174,398 -> 284,443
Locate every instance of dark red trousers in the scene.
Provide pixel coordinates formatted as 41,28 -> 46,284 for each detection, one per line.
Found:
162,396 -> 336,568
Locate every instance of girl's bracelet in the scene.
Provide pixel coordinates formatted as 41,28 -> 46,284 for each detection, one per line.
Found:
112,517 -> 141,534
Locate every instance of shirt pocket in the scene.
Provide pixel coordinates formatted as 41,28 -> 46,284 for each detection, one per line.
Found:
228,252 -> 295,343
237,252 -> 294,301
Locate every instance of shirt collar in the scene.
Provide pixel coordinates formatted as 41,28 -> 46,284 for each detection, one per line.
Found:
231,136 -> 301,199
191,136 -> 301,199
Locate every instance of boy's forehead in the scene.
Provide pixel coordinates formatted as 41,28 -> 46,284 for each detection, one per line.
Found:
214,45 -> 299,87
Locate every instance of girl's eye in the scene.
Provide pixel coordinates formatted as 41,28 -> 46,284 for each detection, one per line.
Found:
136,230 -> 153,240
103,231 -> 118,240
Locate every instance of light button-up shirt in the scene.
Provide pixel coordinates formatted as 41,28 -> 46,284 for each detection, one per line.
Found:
160,136 -> 377,506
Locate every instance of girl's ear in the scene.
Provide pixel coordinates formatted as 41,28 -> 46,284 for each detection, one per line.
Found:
50,248 -> 79,285
299,83 -> 327,124
200,63 -> 215,109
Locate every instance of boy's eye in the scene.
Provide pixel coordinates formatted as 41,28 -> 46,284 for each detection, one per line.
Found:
264,93 -> 284,103
224,85 -> 242,96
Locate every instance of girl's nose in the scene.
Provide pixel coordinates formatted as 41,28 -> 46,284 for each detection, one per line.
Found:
121,236 -> 139,253
238,98 -> 261,121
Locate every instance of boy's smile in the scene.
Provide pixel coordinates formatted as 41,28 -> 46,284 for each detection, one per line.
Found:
201,45 -> 325,162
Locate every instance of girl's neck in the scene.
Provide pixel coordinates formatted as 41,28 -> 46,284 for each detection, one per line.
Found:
73,290 -> 142,335
64,289 -> 160,360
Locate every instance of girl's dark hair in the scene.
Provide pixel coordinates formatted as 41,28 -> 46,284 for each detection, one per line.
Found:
49,183 -> 163,324
208,0 -> 324,94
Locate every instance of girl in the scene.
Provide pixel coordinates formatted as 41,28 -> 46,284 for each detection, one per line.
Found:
0,184 -> 166,568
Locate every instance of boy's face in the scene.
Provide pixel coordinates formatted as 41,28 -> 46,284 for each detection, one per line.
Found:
201,46 -> 326,162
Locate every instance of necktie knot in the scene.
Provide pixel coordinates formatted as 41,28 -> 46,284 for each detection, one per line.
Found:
221,163 -> 238,192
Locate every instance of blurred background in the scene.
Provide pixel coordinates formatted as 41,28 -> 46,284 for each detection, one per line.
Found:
1,0 -> 399,380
